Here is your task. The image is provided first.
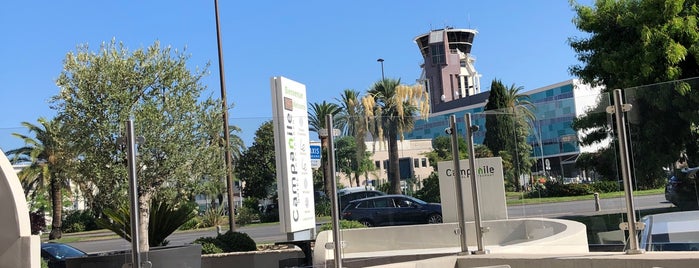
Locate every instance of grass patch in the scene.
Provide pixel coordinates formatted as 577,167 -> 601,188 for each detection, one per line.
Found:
506,188 -> 664,205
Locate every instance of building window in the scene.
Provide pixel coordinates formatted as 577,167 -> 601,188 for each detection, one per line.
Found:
414,158 -> 420,168
383,160 -> 389,170
430,43 -> 445,65
375,160 -> 381,169
421,158 -> 428,167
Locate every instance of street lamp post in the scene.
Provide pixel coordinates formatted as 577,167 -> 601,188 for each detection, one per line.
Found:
377,58 -> 385,81
214,0 -> 236,232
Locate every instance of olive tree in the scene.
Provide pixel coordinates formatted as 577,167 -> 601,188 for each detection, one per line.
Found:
51,40 -> 226,250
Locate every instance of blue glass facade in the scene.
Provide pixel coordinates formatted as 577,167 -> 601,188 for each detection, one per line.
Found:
404,81 -> 582,161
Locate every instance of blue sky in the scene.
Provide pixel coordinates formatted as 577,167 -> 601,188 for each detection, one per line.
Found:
0,0 -> 593,151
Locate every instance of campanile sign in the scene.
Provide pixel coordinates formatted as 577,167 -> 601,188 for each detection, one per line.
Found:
271,76 -> 316,233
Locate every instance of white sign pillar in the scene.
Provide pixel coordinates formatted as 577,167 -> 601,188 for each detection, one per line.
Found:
271,76 -> 316,237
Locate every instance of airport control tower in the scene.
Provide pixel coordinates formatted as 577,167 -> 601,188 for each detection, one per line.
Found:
414,27 -> 484,113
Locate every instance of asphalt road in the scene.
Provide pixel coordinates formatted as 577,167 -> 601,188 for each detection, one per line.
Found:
68,194 -> 672,254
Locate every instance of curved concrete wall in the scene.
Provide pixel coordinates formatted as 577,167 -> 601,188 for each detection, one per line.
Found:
0,149 -> 40,268
314,218 -> 588,267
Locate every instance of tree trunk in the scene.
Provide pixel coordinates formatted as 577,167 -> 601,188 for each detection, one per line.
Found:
138,192 -> 151,251
387,129 -> 401,194
48,177 -> 62,240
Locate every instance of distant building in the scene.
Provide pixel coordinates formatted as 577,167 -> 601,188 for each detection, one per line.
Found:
334,139 -> 434,192
405,27 -> 605,182
336,27 -> 605,192
406,79 -> 604,180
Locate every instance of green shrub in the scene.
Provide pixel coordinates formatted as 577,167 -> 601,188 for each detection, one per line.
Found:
96,199 -> 197,247
235,207 -> 259,226
319,220 -> 366,231
64,222 -> 86,233
201,206 -> 226,228
179,216 -> 201,230
216,231 -> 257,252
259,210 -> 279,223
63,210 -> 98,233
414,173 -> 441,203
315,200 -> 331,217
242,197 -> 259,210
591,180 -> 621,193
527,181 -> 593,198
194,237 -> 223,254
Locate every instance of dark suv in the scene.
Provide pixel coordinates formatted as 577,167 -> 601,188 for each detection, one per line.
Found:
665,167 -> 699,210
341,194 -> 442,227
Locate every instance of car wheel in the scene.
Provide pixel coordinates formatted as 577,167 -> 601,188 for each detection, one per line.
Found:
428,214 -> 442,224
359,219 -> 373,227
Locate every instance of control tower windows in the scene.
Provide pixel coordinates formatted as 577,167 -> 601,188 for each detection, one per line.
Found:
430,43 -> 445,65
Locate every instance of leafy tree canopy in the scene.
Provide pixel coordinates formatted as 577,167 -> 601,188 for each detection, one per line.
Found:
570,0 -> 699,186
236,121 -> 277,199
51,40 -> 226,249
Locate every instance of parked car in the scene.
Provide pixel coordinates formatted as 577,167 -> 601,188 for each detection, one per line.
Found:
341,194 -> 442,227
41,242 -> 87,268
337,187 -> 385,211
639,210 -> 699,251
665,167 -> 699,210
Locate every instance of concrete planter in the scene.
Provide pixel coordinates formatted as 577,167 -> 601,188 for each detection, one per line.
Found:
65,244 -> 201,268
201,248 -> 305,268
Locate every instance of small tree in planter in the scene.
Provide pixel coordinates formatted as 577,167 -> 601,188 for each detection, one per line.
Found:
96,198 -> 196,247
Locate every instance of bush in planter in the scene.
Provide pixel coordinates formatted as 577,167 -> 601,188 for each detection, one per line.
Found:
193,237 -> 223,254
194,231 -> 256,254
217,231 -> 257,252
96,198 -> 197,247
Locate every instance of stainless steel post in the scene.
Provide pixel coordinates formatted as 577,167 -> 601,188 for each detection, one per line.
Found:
326,115 -> 343,268
610,89 -> 643,254
448,115 -> 469,254
126,120 -> 141,268
465,114 -> 486,254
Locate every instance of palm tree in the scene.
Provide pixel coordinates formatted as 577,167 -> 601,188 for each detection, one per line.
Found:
7,118 -> 70,240
308,101 -> 343,196
227,125 -> 246,164
362,78 -> 429,194
504,83 -> 536,191
336,89 -> 367,187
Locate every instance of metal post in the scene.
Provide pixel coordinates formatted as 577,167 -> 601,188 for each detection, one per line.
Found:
609,89 -> 643,254
448,115 -> 469,255
594,192 -> 601,211
213,0 -> 236,232
125,120 -> 141,268
326,115 -> 343,268
466,114 -> 487,254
